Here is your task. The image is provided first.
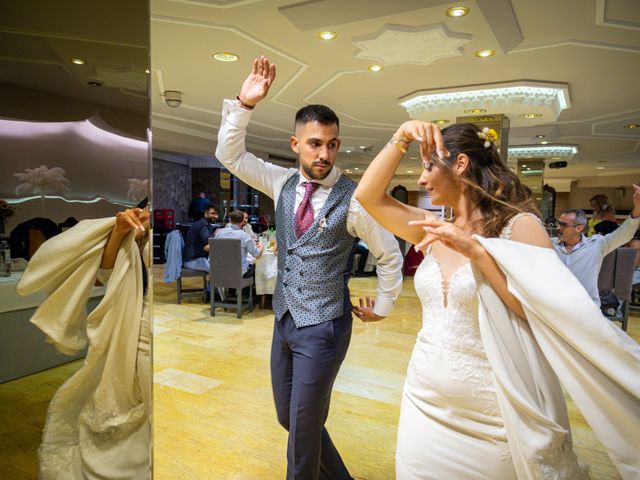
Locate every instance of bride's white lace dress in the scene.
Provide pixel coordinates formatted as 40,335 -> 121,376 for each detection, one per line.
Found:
397,245 -> 516,479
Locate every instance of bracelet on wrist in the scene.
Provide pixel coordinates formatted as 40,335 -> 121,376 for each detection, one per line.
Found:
388,136 -> 410,154
236,95 -> 255,110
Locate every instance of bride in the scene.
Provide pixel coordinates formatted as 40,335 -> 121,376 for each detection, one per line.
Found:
354,121 -> 640,479
17,206 -> 151,479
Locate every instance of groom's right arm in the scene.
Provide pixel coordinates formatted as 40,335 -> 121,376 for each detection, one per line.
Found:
215,100 -> 290,200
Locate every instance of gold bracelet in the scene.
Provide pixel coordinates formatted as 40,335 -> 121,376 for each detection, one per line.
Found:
388,136 -> 410,154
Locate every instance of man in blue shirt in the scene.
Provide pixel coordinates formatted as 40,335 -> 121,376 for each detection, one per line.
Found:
215,209 -> 263,277
553,184 -> 640,305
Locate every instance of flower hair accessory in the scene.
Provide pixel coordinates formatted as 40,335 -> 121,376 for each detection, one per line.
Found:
477,127 -> 499,149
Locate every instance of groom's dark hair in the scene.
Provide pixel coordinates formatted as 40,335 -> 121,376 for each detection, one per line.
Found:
294,104 -> 339,131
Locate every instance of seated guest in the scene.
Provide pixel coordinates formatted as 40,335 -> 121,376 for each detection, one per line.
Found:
215,209 -> 263,277
183,206 -> 218,272
241,210 -> 255,237
553,187 -> 640,305
188,192 -> 210,221
587,193 -> 616,236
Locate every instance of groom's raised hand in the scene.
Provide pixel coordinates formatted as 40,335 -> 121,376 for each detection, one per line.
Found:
238,55 -> 276,108
353,296 -> 385,322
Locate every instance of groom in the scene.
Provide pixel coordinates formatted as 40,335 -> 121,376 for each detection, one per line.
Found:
215,56 -> 403,479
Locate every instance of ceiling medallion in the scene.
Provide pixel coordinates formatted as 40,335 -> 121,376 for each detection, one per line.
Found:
507,145 -> 578,158
353,24 -> 471,66
399,81 -> 571,123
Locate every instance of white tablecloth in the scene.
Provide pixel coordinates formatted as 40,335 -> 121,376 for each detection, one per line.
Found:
255,249 -> 277,295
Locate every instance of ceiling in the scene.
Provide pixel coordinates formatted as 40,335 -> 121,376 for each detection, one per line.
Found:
150,0 -> 640,190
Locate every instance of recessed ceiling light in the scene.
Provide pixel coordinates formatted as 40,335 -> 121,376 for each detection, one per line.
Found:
368,64 -> 383,72
464,108 -> 486,114
540,141 -> 549,144
354,167 -> 359,170
535,134 -> 545,138
445,6 -> 469,17
359,145 -> 366,149
552,157 -> 561,160
474,49 -> 495,58
317,31 -> 337,40
345,149 -> 352,153
407,170 -> 414,174
520,113 -> 542,119
72,58 -> 85,65
87,81 -> 102,87
522,164 -> 527,167
432,119 -> 450,125
212,52 -> 239,62
596,167 -> 606,170
624,123 -> 640,129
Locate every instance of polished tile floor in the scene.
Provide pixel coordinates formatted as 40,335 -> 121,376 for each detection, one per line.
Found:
1,269 -> 636,479
152,270 -> 637,480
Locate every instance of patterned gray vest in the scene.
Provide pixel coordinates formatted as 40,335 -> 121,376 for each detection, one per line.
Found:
273,173 -> 358,328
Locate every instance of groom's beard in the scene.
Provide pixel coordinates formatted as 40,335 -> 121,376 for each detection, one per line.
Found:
301,161 -> 332,181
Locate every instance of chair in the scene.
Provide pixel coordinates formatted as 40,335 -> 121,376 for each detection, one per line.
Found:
163,229 -> 208,304
597,247 -> 636,331
209,238 -> 253,319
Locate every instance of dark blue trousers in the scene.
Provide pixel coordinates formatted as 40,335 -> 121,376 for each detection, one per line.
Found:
271,310 -> 353,480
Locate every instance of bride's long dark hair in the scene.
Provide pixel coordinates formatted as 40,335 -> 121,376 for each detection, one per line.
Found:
433,123 -> 539,237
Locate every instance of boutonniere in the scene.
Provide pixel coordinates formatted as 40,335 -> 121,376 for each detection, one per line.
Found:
318,216 -> 328,234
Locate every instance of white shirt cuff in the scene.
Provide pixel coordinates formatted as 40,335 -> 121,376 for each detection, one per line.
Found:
372,296 -> 395,317
222,98 -> 252,129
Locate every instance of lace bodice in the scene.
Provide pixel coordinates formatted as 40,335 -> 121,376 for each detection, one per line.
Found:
410,213 -> 536,419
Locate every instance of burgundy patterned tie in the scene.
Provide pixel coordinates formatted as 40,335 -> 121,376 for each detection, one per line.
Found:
294,181 -> 320,238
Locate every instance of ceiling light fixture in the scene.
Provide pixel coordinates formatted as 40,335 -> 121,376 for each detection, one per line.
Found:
368,64 -> 383,72
163,90 -> 183,108
432,119 -> 450,125
72,58 -> 85,65
624,123 -> 640,129
540,141 -> 549,144
535,134 -> 545,138
474,49 -> 495,58
145,68 -> 150,74
354,167 -> 359,170
520,113 -> 542,119
596,167 -> 606,170
464,108 -> 486,114
212,52 -> 239,62
317,31 -> 337,40
407,170 -> 414,174
508,145 -> 578,158
87,81 -> 102,87
445,6 -> 469,17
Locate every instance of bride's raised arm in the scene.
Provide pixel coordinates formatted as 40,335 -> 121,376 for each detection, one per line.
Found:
354,120 -> 448,246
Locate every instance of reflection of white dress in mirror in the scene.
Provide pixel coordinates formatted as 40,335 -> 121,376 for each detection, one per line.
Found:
397,214 -> 563,479
17,218 -> 150,480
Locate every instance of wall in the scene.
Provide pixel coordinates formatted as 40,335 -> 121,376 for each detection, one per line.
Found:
153,159 -> 191,223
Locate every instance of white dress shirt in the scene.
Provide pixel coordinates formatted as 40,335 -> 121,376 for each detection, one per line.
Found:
216,99 -> 403,316
553,215 -> 640,305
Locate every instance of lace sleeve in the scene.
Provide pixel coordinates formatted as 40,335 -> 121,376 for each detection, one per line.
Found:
500,213 -> 540,240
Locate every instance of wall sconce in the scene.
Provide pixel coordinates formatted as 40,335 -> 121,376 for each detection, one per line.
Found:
163,90 -> 182,108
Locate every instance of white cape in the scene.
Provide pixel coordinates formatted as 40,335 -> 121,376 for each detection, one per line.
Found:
472,236 -> 640,480
17,218 -> 149,480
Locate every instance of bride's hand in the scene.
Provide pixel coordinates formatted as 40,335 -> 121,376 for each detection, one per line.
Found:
395,120 -> 449,162
409,219 -> 484,260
